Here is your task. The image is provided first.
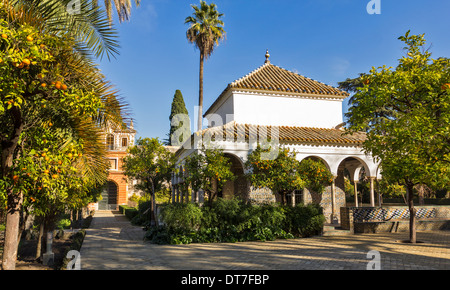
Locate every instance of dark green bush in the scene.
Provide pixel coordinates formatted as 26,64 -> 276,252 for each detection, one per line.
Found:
160,202 -> 203,233
119,205 -> 139,221
128,197 -> 153,226
145,198 -> 325,244
284,203 -> 325,237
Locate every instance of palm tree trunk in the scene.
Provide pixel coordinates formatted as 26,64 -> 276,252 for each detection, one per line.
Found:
197,52 -> 204,132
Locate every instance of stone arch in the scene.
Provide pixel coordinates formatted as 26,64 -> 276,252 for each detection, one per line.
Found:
334,155 -> 378,178
221,153 -> 249,200
298,155 -> 331,172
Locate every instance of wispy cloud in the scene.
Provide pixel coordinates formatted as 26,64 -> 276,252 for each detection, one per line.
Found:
330,57 -> 351,77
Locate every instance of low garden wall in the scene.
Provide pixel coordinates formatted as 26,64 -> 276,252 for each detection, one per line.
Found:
341,205 -> 450,233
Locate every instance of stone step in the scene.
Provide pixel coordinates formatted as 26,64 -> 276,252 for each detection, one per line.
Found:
322,224 -> 352,236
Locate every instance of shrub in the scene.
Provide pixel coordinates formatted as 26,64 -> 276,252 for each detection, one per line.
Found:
56,218 -> 72,230
119,205 -> 139,221
144,198 -> 324,245
130,196 -> 153,226
284,203 -> 325,237
160,203 -> 203,233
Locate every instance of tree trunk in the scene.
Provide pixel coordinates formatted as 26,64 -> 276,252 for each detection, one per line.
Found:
1,192 -> 23,270
150,183 -> 159,228
35,222 -> 44,260
1,108 -> 24,270
197,52 -> 204,132
406,184 -> 416,243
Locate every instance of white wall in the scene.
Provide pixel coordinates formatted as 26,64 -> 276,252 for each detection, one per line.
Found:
206,93 -> 234,127
232,92 -> 344,128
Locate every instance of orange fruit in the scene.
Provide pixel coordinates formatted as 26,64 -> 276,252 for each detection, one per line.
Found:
26,35 -> 33,42
41,83 -> 47,88
22,59 -> 31,66
68,153 -> 73,159
43,170 -> 49,174
61,84 -> 67,91
1,34 -> 7,39
52,174 -> 58,179
13,175 -> 19,182
55,81 -> 62,90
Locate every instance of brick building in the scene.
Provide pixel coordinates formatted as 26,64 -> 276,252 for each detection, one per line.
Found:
91,121 -> 137,211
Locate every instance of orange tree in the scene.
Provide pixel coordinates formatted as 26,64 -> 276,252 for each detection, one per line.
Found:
245,146 -> 306,206
122,138 -> 176,227
0,4 -> 125,269
183,147 -> 235,207
298,159 -> 333,195
343,31 -> 450,243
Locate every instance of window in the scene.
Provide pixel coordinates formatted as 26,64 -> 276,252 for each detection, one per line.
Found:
108,159 -> 118,170
106,134 -> 114,150
122,138 -> 128,147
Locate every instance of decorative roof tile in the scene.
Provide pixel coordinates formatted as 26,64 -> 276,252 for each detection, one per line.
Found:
204,61 -> 349,116
200,122 -> 366,146
229,63 -> 349,97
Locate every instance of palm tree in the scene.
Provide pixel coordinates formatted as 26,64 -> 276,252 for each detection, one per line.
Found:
185,1 -> 225,132
11,0 -> 121,60
0,0 -> 130,269
98,0 -> 141,25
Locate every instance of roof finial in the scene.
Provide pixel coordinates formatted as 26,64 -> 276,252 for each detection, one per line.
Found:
265,49 -> 270,64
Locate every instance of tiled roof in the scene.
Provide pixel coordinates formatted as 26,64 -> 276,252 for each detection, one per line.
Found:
204,61 -> 349,116
199,122 -> 366,146
229,63 -> 349,97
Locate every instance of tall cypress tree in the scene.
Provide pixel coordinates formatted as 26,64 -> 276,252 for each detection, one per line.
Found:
169,90 -> 191,146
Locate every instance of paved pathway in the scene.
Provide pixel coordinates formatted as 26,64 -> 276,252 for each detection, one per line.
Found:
80,210 -> 450,270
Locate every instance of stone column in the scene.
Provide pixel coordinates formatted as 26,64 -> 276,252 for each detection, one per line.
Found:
369,177 -> 376,207
291,191 -> 296,207
353,180 -> 359,207
330,177 -> 338,224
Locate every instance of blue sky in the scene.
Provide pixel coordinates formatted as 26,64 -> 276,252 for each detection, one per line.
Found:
98,0 -> 450,140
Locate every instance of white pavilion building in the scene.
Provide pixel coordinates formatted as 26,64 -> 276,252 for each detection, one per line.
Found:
173,51 -> 380,223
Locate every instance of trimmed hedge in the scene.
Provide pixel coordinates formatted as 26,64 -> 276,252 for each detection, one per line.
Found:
145,198 -> 325,245
119,205 -> 139,221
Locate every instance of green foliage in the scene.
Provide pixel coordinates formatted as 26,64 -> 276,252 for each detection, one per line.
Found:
145,198 -> 325,245
298,159 -> 333,194
119,205 -> 138,221
168,90 -> 190,146
56,218 -> 71,230
284,203 -> 325,238
345,31 -> 450,191
246,146 -> 308,204
160,203 -> 203,233
123,138 -> 176,195
122,138 -> 176,226
130,196 -> 152,226
183,147 -> 235,205
185,0 -> 226,60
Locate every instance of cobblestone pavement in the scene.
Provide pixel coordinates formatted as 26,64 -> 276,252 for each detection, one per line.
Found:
80,211 -> 450,270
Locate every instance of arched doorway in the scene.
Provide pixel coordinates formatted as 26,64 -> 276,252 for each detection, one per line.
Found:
99,181 -> 118,210
221,153 -> 249,200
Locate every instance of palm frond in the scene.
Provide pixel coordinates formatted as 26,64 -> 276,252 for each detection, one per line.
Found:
10,0 -> 120,60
